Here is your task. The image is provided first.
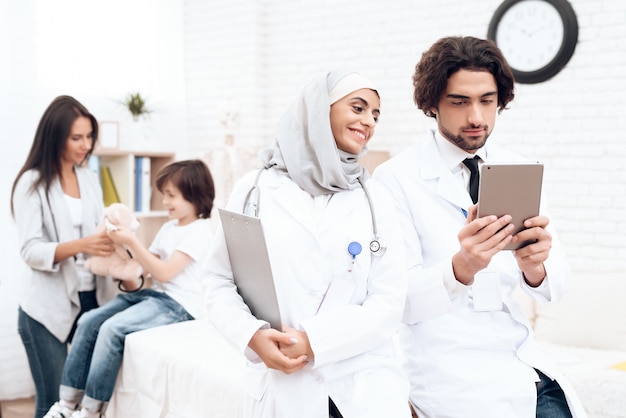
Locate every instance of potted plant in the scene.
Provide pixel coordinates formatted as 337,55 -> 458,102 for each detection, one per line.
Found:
122,91 -> 152,121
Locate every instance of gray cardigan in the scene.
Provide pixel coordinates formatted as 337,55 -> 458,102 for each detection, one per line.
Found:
13,165 -> 118,342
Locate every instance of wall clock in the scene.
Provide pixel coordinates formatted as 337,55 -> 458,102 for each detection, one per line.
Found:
487,0 -> 578,84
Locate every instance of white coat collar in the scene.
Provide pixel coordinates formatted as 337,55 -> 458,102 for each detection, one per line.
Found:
416,129 -> 517,212
417,130 -> 474,211
433,129 -> 488,170
260,169 -> 359,237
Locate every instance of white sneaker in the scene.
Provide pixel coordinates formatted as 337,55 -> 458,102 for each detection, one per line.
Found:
43,401 -> 78,418
70,409 -> 105,418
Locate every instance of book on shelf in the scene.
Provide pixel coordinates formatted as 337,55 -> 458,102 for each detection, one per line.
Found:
88,155 -> 101,185
135,156 -> 152,212
101,166 -> 120,206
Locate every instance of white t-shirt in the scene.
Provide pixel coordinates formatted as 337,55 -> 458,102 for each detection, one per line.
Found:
148,218 -> 213,319
64,194 -> 95,292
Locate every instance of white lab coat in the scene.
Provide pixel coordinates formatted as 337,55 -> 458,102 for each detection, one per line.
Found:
373,130 -> 587,418
12,166 -> 118,342
204,168 -> 411,418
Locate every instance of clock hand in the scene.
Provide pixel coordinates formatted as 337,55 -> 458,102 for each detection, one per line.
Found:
529,26 -> 546,37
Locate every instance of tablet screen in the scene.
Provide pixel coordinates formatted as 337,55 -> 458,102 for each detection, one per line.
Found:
477,162 -> 544,250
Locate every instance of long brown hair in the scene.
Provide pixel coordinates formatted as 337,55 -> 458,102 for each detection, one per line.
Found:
10,95 -> 98,216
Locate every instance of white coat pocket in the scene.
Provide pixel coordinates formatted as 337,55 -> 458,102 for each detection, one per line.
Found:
243,365 -> 270,401
472,271 -> 503,311
316,277 -> 357,314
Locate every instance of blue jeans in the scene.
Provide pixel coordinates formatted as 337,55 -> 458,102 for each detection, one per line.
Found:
536,369 -> 573,418
18,291 -> 98,418
60,289 -> 193,413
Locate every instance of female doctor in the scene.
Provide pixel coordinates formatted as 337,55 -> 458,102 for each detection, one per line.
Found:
204,70 -> 411,418
11,95 -> 118,418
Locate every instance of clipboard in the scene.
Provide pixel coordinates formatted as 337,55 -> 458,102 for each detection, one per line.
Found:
218,208 -> 282,330
477,162 -> 544,250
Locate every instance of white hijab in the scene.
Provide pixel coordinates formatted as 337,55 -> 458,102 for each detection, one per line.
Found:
259,70 -> 378,196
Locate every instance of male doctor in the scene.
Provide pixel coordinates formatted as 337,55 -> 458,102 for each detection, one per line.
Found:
374,36 -> 586,418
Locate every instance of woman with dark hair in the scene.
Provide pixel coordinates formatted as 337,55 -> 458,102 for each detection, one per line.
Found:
11,95 -> 118,418
44,159 -> 216,418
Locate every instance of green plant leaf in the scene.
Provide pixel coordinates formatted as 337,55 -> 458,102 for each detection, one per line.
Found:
122,91 -> 152,120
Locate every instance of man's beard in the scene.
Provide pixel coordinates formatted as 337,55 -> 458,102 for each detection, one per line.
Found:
439,124 -> 490,152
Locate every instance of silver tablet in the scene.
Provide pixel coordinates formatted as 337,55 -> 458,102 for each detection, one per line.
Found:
218,208 -> 282,330
477,162 -> 544,250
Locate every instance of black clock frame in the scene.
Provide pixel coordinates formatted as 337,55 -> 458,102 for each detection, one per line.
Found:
487,0 -> 579,84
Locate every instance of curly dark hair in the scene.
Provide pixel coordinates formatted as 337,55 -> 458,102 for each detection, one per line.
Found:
413,36 -> 515,118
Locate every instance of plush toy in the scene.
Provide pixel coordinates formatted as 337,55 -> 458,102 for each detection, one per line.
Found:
85,203 -> 144,281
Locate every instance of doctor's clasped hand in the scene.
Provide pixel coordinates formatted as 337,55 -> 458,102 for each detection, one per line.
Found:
248,327 -> 309,374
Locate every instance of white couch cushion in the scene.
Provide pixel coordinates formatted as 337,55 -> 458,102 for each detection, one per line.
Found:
533,271 -> 626,351
539,341 -> 626,418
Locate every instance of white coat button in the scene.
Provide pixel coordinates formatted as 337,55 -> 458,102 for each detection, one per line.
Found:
316,377 -> 324,383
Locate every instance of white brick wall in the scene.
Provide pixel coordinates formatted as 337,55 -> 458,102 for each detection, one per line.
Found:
182,0 -> 267,155
183,0 -> 626,274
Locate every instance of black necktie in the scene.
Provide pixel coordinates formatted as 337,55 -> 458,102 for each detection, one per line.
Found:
462,157 -> 480,204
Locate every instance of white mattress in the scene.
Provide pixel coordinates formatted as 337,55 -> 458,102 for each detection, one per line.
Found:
108,319 -> 245,418
106,320 -> 626,418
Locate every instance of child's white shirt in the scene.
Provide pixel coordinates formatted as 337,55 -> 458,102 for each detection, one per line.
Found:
149,218 -> 213,318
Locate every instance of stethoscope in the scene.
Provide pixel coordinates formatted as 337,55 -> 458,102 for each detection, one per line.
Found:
356,177 -> 386,256
243,167 -> 386,256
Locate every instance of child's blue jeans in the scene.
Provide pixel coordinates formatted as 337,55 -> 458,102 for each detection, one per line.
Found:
59,288 -> 193,413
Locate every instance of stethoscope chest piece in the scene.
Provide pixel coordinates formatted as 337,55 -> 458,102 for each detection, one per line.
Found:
369,237 -> 386,256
